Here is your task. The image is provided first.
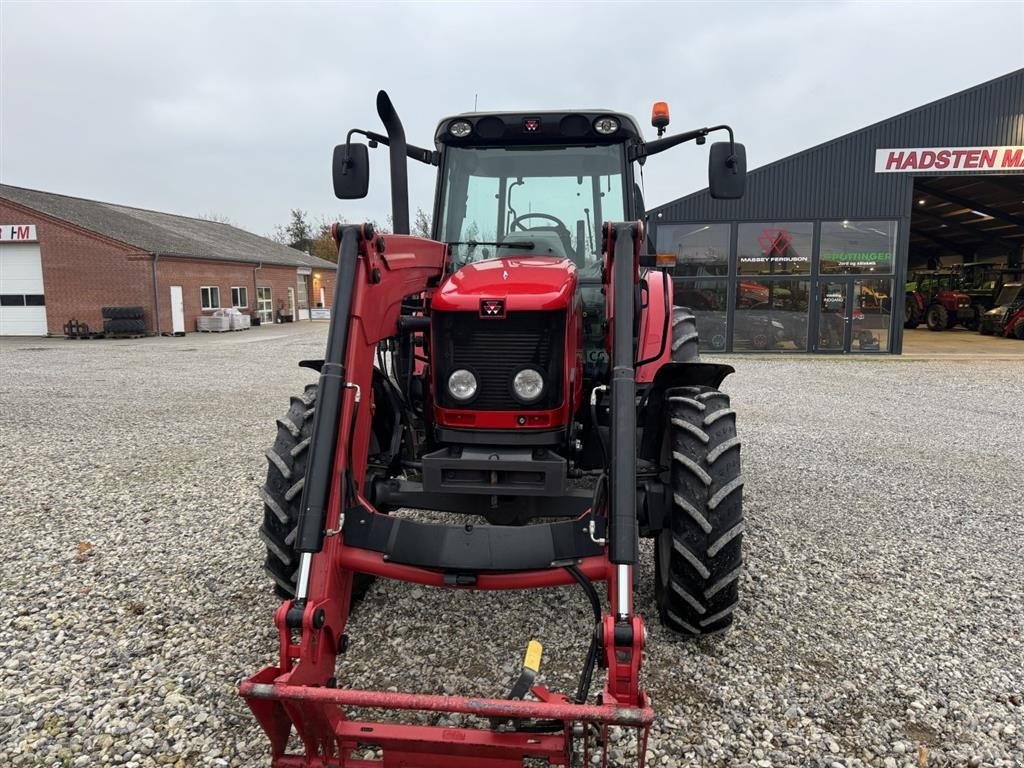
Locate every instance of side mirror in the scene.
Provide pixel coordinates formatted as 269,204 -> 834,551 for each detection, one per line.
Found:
333,143 -> 369,199
708,141 -> 746,200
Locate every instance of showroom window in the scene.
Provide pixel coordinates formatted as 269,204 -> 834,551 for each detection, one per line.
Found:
674,279 -> 729,351
737,222 -> 813,276
656,223 -> 730,277
200,286 -> 220,309
657,223 -> 731,351
231,286 -> 248,308
819,220 -> 897,275
733,279 -> 810,352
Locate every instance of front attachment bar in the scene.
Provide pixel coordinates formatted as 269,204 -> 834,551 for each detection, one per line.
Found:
241,667 -> 653,767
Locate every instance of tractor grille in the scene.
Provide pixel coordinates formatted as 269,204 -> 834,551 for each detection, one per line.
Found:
433,310 -> 565,411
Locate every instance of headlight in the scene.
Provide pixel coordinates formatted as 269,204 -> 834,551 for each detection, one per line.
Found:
593,116 -> 619,135
448,120 -> 473,138
447,369 -> 478,402
512,368 -> 544,403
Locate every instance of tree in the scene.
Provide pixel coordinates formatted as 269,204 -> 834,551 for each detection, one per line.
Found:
198,212 -> 236,226
274,209 -> 314,252
310,219 -> 340,263
412,208 -> 432,238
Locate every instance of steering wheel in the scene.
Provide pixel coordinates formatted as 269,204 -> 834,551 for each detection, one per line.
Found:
509,212 -> 575,260
511,212 -> 570,233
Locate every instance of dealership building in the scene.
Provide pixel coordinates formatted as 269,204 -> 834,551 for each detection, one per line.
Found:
649,68 -> 1023,354
0,185 -> 336,336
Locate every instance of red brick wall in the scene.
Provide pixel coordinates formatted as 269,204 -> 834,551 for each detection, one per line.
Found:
1,197 -> 337,335
0,200 -> 154,334
156,260 -> 336,333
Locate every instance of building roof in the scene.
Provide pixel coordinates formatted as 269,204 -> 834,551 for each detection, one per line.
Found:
0,184 -> 337,270
648,68 -> 1024,223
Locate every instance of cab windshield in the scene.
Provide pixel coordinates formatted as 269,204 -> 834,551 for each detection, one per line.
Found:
437,144 -> 626,269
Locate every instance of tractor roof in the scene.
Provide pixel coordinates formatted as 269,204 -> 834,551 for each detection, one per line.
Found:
434,110 -> 644,148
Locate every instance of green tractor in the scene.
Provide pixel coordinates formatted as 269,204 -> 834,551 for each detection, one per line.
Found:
957,261 -> 1023,330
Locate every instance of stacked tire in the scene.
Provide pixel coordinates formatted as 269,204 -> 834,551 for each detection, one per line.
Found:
102,306 -> 146,335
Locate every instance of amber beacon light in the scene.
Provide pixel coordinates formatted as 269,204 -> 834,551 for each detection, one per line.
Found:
651,101 -> 670,136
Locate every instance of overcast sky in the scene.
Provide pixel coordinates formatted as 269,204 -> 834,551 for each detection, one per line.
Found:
2,1 -> 1022,238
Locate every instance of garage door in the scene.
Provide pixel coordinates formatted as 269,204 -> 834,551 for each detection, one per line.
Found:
0,243 -> 47,335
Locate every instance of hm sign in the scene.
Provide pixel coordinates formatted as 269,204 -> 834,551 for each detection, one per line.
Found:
875,146 -> 1024,173
0,224 -> 38,242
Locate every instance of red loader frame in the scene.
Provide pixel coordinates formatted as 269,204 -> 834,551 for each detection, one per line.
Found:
239,222 -> 654,766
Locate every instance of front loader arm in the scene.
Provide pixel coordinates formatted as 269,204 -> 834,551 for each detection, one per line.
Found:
282,224 -> 446,688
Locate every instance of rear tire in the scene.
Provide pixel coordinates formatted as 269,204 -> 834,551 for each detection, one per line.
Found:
926,304 -> 948,332
260,384 -> 374,602
903,298 -> 920,329
102,306 -> 145,320
671,307 -> 700,362
654,385 -> 743,637
103,317 -> 146,333
963,305 -> 982,331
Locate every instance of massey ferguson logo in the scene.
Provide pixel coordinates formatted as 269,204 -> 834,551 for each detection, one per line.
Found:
757,228 -> 791,255
480,299 -> 505,318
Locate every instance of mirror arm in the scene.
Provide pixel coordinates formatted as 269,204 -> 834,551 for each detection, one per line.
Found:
632,124 -> 736,163
705,125 -> 738,169
345,128 -> 439,167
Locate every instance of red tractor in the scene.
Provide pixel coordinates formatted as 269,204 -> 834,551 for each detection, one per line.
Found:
241,92 -> 747,767
904,270 -> 973,331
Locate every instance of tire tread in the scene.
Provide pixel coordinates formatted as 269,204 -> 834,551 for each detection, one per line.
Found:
655,384 -> 744,637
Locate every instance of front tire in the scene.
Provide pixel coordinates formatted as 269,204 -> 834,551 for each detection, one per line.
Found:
654,385 -> 744,637
260,384 -> 374,602
926,304 -> 948,332
904,298 -> 920,329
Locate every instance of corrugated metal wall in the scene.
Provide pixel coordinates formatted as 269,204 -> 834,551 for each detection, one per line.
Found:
649,69 -> 1024,223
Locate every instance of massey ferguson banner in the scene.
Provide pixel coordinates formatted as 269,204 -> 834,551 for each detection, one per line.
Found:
875,146 -> 1024,173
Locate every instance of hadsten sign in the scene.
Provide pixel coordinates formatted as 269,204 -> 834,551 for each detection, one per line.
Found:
875,146 -> 1024,173
0,224 -> 38,242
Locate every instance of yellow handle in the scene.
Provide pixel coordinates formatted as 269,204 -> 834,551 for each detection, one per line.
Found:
523,639 -> 543,673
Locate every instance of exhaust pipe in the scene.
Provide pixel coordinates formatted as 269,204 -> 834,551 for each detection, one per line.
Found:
376,91 -> 410,236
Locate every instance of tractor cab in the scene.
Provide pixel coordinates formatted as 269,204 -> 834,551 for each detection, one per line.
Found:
432,111 -> 640,271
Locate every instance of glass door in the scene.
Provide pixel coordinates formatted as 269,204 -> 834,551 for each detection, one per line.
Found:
296,274 -> 310,320
256,287 -> 273,324
851,279 -> 891,352
815,281 -> 849,352
814,278 -> 893,353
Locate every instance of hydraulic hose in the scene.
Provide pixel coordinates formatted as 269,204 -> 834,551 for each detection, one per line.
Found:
565,564 -> 602,705
510,565 -> 602,734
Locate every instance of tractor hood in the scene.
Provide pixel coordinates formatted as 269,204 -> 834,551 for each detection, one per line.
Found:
433,257 -> 577,312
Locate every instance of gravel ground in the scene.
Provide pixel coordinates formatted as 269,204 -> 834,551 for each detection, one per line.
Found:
0,325 -> 1021,768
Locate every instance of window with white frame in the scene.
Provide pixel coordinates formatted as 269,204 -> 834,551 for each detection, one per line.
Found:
231,286 -> 248,308
200,286 -> 221,309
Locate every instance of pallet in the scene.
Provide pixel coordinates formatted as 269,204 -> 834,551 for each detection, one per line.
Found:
197,328 -> 232,333
65,332 -> 106,340
106,333 -> 147,339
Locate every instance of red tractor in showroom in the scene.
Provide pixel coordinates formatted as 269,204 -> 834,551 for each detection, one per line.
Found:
241,93 -> 747,767
904,269 -> 974,331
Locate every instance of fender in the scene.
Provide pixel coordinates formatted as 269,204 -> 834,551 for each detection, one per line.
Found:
638,361 -> 735,461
